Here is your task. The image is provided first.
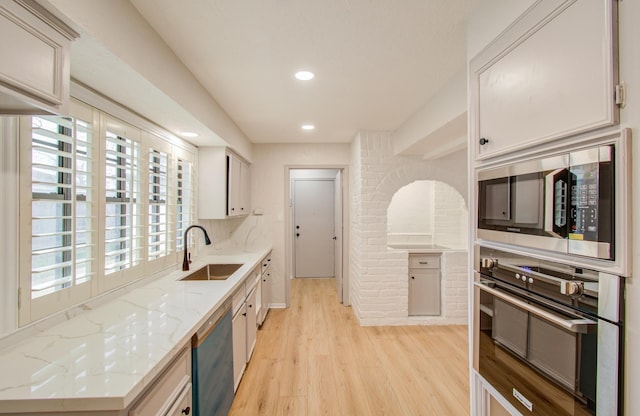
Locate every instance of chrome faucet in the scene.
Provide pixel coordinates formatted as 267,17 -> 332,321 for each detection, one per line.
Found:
183,225 -> 212,271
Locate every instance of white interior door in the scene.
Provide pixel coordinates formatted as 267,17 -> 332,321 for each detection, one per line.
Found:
294,179 -> 335,278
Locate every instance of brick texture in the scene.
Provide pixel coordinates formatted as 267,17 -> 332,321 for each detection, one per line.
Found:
350,131 -> 468,326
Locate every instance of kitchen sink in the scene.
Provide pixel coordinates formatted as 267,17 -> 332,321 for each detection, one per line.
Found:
180,263 -> 243,281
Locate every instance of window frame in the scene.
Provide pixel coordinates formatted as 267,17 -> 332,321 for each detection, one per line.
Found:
18,99 -> 199,326
18,100 -> 99,325
146,133 -> 176,274
174,146 -> 197,264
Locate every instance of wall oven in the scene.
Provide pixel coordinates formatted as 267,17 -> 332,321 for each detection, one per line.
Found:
473,246 -> 623,415
477,131 -> 631,265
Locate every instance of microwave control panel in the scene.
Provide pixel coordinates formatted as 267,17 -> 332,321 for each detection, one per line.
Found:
570,162 -> 599,243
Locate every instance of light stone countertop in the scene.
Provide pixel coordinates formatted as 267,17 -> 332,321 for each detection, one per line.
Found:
387,244 -> 466,253
0,248 -> 270,414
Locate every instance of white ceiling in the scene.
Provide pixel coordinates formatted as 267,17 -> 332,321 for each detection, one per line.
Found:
128,0 -> 475,144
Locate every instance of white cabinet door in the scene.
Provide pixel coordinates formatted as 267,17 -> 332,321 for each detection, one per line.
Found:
239,159 -> 250,216
470,0 -> 618,160
198,147 -> 227,219
129,346 -> 191,416
227,154 -> 242,216
0,2 -> 77,115
255,272 -> 263,324
198,148 -> 250,219
165,383 -> 193,416
260,268 -> 271,321
232,304 -> 247,391
228,154 -> 250,217
245,286 -> 257,362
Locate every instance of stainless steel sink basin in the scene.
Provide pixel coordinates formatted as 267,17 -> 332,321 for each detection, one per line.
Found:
180,263 -> 243,281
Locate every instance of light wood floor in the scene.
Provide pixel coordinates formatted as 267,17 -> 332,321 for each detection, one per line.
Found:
229,278 -> 470,416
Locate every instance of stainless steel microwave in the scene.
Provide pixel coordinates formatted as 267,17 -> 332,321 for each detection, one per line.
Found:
477,144 -> 616,260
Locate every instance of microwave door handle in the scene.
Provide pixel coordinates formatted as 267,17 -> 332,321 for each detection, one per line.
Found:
544,168 -> 569,238
474,281 -> 596,333
506,176 -> 512,221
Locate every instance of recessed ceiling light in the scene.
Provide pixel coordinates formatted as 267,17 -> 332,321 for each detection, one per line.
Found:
301,124 -> 315,130
180,131 -> 199,138
294,71 -> 315,81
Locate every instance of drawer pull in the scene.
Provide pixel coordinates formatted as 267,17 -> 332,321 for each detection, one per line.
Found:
419,261 -> 429,265
182,406 -> 191,415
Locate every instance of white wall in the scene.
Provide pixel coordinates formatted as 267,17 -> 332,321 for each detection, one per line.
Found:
466,0 -> 536,59
290,169 -> 339,179
387,181 -> 435,235
433,181 -> 468,249
394,69 -> 467,158
47,0 -> 253,160
468,1 -> 640,414
387,180 -> 468,249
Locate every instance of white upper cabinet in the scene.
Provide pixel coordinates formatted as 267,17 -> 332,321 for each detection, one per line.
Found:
0,1 -> 78,115
198,147 -> 250,219
470,0 -> 619,160
227,152 -> 250,217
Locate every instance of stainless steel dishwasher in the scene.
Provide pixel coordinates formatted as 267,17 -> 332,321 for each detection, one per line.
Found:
192,299 -> 234,416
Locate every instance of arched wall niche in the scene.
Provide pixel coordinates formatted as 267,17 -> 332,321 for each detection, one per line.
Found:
387,180 -> 468,249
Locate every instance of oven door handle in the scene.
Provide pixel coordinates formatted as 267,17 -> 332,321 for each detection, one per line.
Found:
474,281 -> 596,333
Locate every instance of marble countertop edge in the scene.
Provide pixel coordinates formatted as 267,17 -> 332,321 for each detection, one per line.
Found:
0,248 -> 271,414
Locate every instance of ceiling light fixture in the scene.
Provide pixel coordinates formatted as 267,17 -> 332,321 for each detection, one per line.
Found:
294,71 -> 315,81
180,131 -> 199,138
301,124 -> 315,130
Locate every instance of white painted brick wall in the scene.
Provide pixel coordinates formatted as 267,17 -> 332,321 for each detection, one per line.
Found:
350,131 -> 469,326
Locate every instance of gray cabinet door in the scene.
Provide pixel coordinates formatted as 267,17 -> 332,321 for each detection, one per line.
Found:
408,270 -> 440,316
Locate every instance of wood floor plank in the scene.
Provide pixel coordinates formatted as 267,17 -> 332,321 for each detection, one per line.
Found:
229,278 -> 470,416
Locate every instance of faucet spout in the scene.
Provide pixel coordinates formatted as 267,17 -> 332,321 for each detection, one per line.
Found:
183,225 -> 212,271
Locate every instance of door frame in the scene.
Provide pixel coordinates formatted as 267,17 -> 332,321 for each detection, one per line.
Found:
284,165 -> 350,307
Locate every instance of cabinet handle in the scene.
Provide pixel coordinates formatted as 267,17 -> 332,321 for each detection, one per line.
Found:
249,304 -> 252,308
419,261 -> 429,265
182,406 -> 191,415
479,137 -> 489,145
411,276 -> 415,279
242,312 -> 247,317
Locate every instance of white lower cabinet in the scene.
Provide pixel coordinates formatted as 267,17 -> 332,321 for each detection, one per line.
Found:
129,346 -> 192,416
245,284 -> 258,362
165,383 -> 192,416
231,265 -> 263,391
258,251 -> 272,325
232,302 -> 247,392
